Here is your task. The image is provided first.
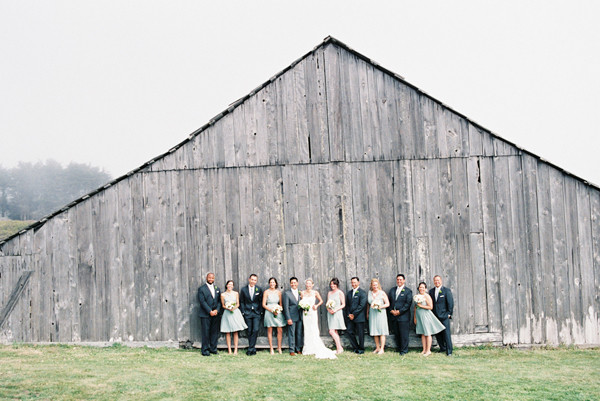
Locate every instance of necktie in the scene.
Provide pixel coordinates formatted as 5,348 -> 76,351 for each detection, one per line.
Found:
250,287 -> 254,300
396,287 -> 402,300
436,288 -> 439,301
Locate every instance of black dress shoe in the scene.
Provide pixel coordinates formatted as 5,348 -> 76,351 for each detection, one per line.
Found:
356,350 -> 364,355
202,352 -> 210,356
210,351 -> 218,355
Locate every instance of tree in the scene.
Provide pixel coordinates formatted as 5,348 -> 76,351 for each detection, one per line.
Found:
0,160 -> 112,220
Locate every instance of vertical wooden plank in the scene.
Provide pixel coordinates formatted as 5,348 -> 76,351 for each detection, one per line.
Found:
536,163 -> 559,344
549,167 -> 571,344
118,178 -> 135,342
350,163 -> 370,281
171,170 -> 189,340
576,182 -> 596,344
345,53 -> 364,162
468,123 -> 484,156
324,43 -> 345,161
233,102 -> 248,166
373,65 -> 391,160
264,80 -> 280,166
92,192 -> 109,341
508,156 -> 532,344
393,160 -> 416,284
377,162 -> 396,288
328,163 -> 347,282
451,158 -> 473,335
254,89 -> 269,166
467,157 -> 484,233
184,170 -> 201,341
53,214 -> 71,342
282,166 -> 299,245
224,168 -> 241,284
480,157 -> 502,333
212,118 -> 226,168
564,176 -> 584,343
522,155 -> 543,343
104,185 -> 121,342
144,172 -> 162,341
293,60 -> 310,164
589,189 -> 600,344
357,58 -> 373,161
160,171 -> 176,341
267,166 -> 286,281
304,49 -> 330,163
76,201 -> 95,341
222,113 -> 236,168
66,208 -> 79,342
237,168 -> 254,280
252,167 -> 269,276
307,165 -> 324,242
410,159 -> 430,283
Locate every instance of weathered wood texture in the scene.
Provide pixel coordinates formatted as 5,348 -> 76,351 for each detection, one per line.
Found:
1,42 -> 598,345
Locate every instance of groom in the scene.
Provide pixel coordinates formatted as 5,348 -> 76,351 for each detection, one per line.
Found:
283,276 -> 303,356
345,277 -> 367,354
429,275 -> 454,356
240,273 -> 263,355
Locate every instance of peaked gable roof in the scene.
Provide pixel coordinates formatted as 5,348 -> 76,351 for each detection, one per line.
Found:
1,35 -> 597,247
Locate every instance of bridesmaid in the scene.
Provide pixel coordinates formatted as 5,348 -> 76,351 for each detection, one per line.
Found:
262,277 -> 285,354
220,280 -> 248,355
326,277 -> 346,354
367,278 -> 390,354
414,282 -> 446,356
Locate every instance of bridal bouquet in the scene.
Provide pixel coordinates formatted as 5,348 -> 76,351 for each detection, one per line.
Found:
413,294 -> 426,304
326,300 -> 336,310
371,299 -> 383,311
271,305 -> 283,316
225,300 -> 236,312
298,299 -> 312,316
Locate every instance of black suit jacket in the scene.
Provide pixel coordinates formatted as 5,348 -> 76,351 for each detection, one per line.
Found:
197,283 -> 222,318
429,286 -> 454,320
388,286 -> 413,322
345,288 -> 367,323
240,285 -> 263,317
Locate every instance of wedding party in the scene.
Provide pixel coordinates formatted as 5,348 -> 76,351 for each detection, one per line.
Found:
197,272 -> 455,358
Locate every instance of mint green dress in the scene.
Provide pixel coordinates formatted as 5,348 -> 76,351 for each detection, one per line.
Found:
368,291 -> 389,336
220,292 -> 248,333
415,299 -> 445,336
326,291 -> 346,330
264,292 -> 285,327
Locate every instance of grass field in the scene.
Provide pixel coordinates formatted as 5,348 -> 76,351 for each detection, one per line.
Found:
0,344 -> 598,400
0,220 -> 35,241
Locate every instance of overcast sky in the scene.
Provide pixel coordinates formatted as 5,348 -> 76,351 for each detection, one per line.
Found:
1,1 -> 599,187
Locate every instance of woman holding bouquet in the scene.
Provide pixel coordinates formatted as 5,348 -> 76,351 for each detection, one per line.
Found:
262,277 -> 285,354
326,277 -> 346,354
413,282 -> 446,356
301,278 -> 337,359
220,280 -> 248,355
367,278 -> 390,354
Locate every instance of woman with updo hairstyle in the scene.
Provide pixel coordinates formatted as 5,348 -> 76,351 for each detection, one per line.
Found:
326,277 -> 346,354
262,277 -> 285,354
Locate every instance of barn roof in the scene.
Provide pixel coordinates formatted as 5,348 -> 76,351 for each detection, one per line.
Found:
1,35 -> 597,247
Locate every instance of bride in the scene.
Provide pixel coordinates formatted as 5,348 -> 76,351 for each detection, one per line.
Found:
301,278 -> 337,359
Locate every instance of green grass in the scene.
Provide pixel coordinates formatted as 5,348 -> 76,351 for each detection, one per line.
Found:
0,344 -> 598,400
0,219 -> 35,241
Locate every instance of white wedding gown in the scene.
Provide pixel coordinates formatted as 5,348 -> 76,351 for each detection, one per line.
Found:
302,294 -> 337,360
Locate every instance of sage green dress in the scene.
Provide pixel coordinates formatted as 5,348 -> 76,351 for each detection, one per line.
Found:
220,292 -> 248,333
415,299 -> 446,336
264,291 -> 285,327
368,291 -> 389,336
326,290 -> 346,330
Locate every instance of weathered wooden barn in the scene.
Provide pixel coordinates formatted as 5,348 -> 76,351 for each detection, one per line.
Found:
1,37 -> 599,347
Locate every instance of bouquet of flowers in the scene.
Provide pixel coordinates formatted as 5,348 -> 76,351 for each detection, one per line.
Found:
371,299 -> 383,311
326,299 -> 336,310
413,294 -> 426,304
271,305 -> 283,316
298,299 -> 312,316
225,300 -> 236,312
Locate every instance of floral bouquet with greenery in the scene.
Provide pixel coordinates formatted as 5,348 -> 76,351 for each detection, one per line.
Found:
271,305 -> 283,316
225,300 -> 236,312
298,299 -> 312,316
326,299 -> 336,310
371,299 -> 383,311
413,294 -> 426,305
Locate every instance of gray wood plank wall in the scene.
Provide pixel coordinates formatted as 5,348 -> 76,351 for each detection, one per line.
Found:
1,43 -> 599,346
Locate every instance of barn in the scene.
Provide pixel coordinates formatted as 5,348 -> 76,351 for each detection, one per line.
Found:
1,36 -> 598,347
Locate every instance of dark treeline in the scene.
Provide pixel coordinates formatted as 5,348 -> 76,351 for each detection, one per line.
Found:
0,160 -> 112,220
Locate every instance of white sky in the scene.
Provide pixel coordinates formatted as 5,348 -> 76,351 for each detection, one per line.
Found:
1,1 -> 599,187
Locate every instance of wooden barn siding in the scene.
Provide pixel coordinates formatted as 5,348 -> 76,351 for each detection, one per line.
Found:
1,42 -> 599,345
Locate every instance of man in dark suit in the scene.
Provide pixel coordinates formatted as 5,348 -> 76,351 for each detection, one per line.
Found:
240,273 -> 263,355
283,276 -> 303,355
197,272 -> 222,356
429,275 -> 454,356
345,277 -> 367,354
388,273 -> 413,355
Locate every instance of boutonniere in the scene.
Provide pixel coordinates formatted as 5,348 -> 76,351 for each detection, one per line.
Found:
401,289 -> 405,293
354,290 -> 360,297
215,287 -> 219,291
255,288 -> 259,293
